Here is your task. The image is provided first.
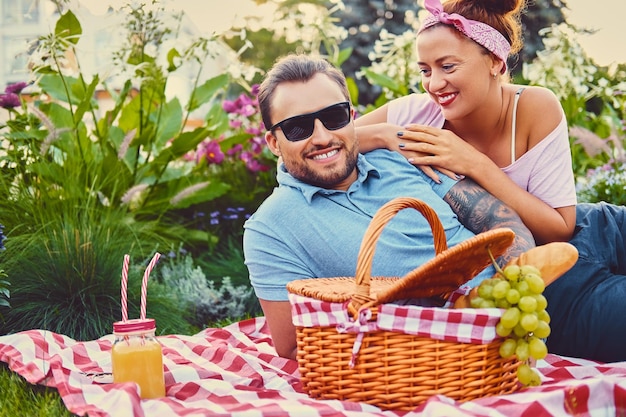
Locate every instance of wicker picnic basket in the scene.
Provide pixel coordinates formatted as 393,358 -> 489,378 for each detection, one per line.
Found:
287,197 -> 522,410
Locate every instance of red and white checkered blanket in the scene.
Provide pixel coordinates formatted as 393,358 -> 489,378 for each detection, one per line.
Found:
1,317 -> 626,416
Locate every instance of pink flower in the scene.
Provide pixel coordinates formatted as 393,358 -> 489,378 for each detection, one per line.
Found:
202,140 -> 224,164
227,144 -> 243,156
246,158 -> 270,172
222,100 -> 238,113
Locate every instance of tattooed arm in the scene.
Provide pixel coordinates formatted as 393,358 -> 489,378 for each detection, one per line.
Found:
444,178 -> 535,266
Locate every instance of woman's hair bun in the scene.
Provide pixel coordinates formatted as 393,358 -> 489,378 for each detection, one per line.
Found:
472,0 -> 523,15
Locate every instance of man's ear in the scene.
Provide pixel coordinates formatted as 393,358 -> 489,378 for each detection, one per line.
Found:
265,131 -> 281,157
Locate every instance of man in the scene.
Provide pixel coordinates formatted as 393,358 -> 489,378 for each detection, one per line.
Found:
243,54 -> 534,360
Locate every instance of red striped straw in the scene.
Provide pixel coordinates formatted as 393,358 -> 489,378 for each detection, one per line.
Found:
140,252 -> 161,320
121,254 -> 130,322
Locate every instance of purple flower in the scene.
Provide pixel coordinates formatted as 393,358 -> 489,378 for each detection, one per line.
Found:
0,93 -> 20,109
250,84 -> 260,96
222,100 -> 238,113
245,126 -> 263,136
250,136 -> 266,154
202,140 -> 225,164
5,81 -> 29,95
227,144 -> 243,156
229,119 -> 243,129
241,151 -> 270,172
246,158 -> 270,172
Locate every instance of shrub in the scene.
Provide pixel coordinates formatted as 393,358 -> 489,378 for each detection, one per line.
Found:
157,253 -> 258,328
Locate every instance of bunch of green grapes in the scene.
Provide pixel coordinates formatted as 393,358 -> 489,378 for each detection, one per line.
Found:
471,264 -> 550,387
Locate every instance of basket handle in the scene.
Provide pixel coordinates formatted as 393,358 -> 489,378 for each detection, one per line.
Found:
349,197 -> 447,314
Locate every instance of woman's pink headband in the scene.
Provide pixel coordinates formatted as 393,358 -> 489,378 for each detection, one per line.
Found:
418,0 -> 511,73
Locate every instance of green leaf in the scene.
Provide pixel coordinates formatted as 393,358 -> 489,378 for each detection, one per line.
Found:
161,128 -> 208,160
73,76 -> 99,126
118,94 -> 141,133
170,181 -> 231,209
360,68 -> 401,92
39,75 -> 79,104
188,74 -> 229,112
166,48 -> 182,72
204,102 -> 230,134
336,47 -> 353,67
346,77 -> 359,106
98,80 -> 133,137
153,98 -> 183,149
55,10 -> 82,45
220,133 -> 253,150
140,128 -> 208,179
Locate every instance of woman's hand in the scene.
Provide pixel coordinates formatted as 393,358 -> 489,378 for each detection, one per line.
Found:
397,124 -> 484,182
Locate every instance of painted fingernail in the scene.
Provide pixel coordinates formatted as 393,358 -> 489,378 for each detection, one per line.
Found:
399,143 -> 405,149
397,131 -> 404,137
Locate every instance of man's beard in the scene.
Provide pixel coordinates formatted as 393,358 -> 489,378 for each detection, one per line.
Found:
284,140 -> 359,189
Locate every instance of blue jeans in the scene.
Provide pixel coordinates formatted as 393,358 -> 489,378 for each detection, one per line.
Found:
543,202 -> 626,363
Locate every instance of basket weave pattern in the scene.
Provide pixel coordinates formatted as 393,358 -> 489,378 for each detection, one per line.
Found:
297,323 -> 519,409
287,198 -> 521,410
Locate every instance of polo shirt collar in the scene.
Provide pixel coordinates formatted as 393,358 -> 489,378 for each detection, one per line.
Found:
277,153 -> 381,203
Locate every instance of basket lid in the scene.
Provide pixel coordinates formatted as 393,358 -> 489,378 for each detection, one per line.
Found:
286,197 -> 515,309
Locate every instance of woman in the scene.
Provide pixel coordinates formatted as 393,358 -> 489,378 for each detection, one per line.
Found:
356,0 -> 626,363
355,0 -> 576,245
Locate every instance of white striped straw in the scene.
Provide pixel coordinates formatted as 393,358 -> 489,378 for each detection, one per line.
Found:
140,252 -> 161,320
121,254 -> 130,322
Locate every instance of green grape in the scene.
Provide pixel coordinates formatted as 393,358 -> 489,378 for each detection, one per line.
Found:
479,299 -> 497,308
515,339 -> 530,361
472,263 -> 548,388
518,295 -> 538,313
496,298 -> 511,309
515,280 -> 531,296
520,264 -> 541,277
499,338 -> 517,358
470,296 -> 485,308
524,272 -> 545,294
528,370 -> 542,386
517,363 -> 534,385
528,337 -> 548,360
477,283 -> 494,300
501,307 -> 521,329
532,320 -> 551,339
520,312 -> 539,332
503,264 -> 521,282
492,280 -> 511,299
513,323 -> 528,338
537,309 -> 551,324
533,294 -> 548,311
505,288 -> 521,304
496,321 -> 513,337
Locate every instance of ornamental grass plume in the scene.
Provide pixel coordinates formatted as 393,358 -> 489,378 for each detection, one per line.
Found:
0,224 -> 8,308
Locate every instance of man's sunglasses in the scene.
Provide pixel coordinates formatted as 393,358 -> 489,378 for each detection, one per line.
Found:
269,102 -> 352,142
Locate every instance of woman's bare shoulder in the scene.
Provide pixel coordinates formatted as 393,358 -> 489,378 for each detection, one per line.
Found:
513,85 -> 563,147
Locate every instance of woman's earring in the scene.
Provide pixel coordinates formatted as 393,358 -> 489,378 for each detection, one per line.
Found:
492,73 -> 497,80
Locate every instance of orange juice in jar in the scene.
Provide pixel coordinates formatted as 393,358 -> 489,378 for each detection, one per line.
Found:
111,318 -> 165,399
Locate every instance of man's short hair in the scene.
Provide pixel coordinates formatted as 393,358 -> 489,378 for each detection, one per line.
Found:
258,54 -> 350,131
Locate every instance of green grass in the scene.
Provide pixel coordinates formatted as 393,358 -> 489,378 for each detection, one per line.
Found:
0,363 -> 76,417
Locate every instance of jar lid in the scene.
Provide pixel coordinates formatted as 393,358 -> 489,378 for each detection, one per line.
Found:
113,318 -> 156,333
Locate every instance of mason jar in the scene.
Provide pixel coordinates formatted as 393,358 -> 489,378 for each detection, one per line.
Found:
111,318 -> 166,399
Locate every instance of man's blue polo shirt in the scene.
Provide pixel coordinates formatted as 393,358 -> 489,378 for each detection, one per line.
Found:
243,149 -> 493,301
